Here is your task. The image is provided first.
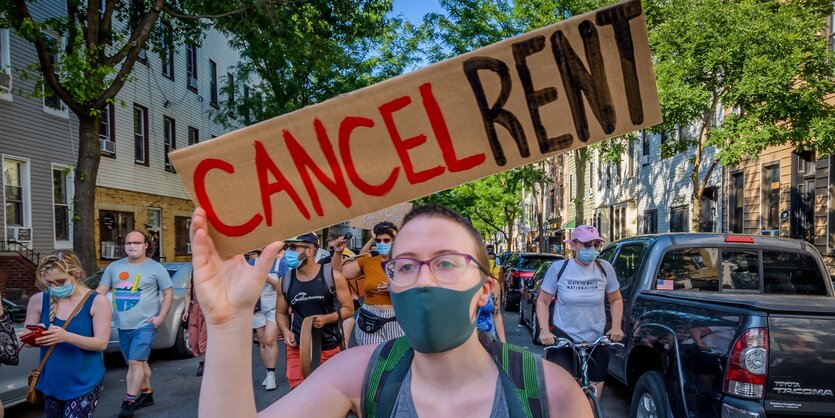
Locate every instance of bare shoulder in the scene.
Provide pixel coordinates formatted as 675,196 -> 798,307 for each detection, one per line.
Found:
27,292 -> 44,309
542,360 -> 594,417
265,344 -> 378,417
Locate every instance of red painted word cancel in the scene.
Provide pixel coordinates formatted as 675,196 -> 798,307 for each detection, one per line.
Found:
169,0 -> 662,258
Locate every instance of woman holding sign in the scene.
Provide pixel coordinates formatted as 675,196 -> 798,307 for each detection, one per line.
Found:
332,221 -> 405,345
189,204 -> 590,417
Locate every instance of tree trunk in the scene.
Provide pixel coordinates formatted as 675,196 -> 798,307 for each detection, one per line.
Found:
73,115 -> 103,276
573,148 -> 588,225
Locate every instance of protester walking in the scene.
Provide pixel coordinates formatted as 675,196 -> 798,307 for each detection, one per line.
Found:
188,203 -> 591,417
96,231 -> 173,418
477,252 -> 506,342
183,276 -> 207,376
333,221 -> 404,345
23,250 -> 111,418
276,233 -> 353,389
248,248 -> 283,391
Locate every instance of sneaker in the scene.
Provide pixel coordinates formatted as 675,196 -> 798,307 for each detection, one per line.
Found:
265,371 -> 277,391
261,374 -> 268,386
196,361 -> 204,377
135,392 -> 154,409
118,400 -> 135,418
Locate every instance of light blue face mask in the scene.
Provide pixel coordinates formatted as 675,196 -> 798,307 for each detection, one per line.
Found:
577,247 -> 600,264
49,282 -> 75,298
284,250 -> 307,269
376,242 -> 392,256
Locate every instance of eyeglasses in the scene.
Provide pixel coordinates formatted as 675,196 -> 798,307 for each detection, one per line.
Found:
381,253 -> 489,286
125,242 -> 145,246
374,238 -> 392,244
284,243 -> 311,251
44,278 -> 70,288
574,241 -> 602,250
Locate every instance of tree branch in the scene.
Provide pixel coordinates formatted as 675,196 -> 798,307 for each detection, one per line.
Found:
101,0 -> 116,44
11,0 -> 83,115
472,209 -> 505,236
161,0 -> 282,20
97,0 -> 166,107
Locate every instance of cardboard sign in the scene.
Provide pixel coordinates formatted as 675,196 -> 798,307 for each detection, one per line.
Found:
170,0 -> 661,258
349,203 -> 413,229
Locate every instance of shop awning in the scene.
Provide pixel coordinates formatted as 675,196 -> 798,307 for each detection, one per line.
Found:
562,219 -> 576,229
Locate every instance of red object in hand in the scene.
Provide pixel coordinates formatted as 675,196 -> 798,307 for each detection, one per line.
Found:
20,324 -> 48,347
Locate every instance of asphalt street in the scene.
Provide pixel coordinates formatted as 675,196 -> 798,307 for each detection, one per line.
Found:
9,311 -> 631,417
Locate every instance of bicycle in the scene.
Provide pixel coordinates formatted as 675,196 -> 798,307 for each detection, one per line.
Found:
543,335 -> 624,418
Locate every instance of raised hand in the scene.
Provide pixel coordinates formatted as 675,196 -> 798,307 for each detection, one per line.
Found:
189,207 -> 282,326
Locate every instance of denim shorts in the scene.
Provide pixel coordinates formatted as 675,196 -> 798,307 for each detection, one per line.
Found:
119,323 -> 157,362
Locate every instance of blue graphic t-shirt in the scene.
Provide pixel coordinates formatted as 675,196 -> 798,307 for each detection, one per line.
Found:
476,293 -> 495,334
99,258 -> 173,330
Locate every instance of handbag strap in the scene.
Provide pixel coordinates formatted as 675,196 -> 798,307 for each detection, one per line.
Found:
34,291 -> 95,374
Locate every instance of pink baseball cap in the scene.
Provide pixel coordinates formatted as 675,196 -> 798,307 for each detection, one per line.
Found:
567,225 -> 604,243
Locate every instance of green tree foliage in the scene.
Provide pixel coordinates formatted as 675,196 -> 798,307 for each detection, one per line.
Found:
213,0 -> 419,125
414,0 -> 614,247
645,0 -> 835,231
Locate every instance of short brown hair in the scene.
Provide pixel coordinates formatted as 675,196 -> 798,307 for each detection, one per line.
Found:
397,204 -> 489,270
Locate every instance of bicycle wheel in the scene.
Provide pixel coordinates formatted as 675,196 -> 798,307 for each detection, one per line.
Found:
584,388 -> 604,418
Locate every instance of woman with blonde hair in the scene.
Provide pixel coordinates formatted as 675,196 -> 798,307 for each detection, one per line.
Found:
24,250 -> 111,418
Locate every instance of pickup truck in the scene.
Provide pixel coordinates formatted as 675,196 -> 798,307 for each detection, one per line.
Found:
596,233 -> 835,418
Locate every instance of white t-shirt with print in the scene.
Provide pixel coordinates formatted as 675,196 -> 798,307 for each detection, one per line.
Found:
540,259 -> 619,343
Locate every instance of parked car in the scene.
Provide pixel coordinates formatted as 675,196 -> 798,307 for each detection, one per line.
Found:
83,262 -> 194,357
503,253 -> 563,311
598,233 -> 835,418
518,260 -> 554,343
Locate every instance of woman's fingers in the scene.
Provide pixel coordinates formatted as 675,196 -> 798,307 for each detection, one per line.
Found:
252,241 -> 283,281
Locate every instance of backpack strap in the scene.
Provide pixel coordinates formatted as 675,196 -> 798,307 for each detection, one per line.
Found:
555,259 -> 570,287
361,337 -> 413,418
323,264 -> 336,295
594,259 -> 608,279
281,269 -> 294,304
478,332 -> 549,418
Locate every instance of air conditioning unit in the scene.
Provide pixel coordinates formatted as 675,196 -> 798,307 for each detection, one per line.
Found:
100,139 -> 116,154
6,226 -> 32,242
186,243 -> 192,254
760,230 -> 780,237
0,72 -> 11,91
588,187 -> 594,196
640,155 -> 650,165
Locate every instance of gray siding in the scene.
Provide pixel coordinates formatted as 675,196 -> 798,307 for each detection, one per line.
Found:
1,1 -> 78,255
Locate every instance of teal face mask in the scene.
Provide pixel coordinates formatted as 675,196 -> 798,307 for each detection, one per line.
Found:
49,282 -> 74,298
390,280 -> 484,353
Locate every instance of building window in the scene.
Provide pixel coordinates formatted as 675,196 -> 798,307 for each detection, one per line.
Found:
164,117 -> 176,172
188,126 -> 199,145
3,159 -> 28,227
52,168 -> 71,242
830,8 -> 835,51
643,209 -> 658,234
186,44 -> 197,92
42,33 -> 68,117
729,172 -> 744,233
627,140 -> 635,178
670,206 -> 688,232
588,160 -> 594,194
175,216 -> 191,256
641,130 -> 650,157
99,210 -> 134,259
243,85 -> 251,124
0,29 -> 12,101
762,163 -> 780,230
569,174 -> 575,199
209,60 -> 218,108
227,72 -> 235,105
134,104 -> 148,165
99,103 -> 115,155
160,22 -> 174,79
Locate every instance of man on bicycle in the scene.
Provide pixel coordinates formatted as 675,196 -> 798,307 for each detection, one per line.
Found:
536,225 -> 625,400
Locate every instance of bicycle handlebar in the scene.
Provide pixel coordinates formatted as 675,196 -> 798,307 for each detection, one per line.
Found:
544,335 -> 625,352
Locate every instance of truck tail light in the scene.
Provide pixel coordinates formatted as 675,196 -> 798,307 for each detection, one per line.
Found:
724,328 -> 768,399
